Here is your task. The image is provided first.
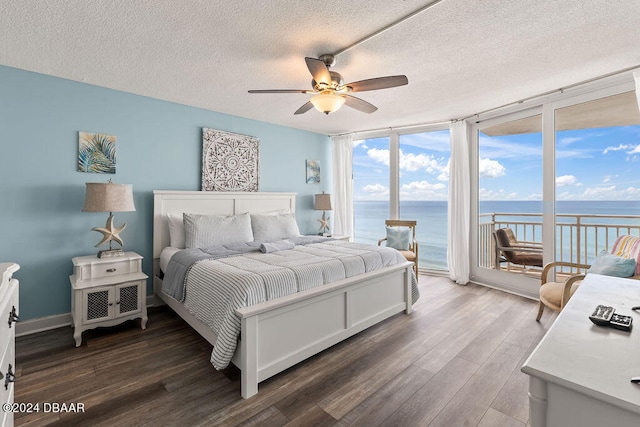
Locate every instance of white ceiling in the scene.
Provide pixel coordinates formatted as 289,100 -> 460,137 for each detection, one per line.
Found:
2,0 -> 640,136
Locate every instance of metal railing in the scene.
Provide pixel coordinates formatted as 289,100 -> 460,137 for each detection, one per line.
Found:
479,212 -> 640,272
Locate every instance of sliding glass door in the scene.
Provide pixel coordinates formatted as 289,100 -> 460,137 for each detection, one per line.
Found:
472,110 -> 544,293
471,76 -> 640,297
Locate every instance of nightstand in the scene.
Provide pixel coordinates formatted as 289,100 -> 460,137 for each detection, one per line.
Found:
69,252 -> 148,347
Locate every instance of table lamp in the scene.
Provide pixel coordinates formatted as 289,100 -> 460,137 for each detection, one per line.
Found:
314,192 -> 332,236
82,181 -> 136,258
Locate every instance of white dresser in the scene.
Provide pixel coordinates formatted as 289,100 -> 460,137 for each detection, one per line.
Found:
0,263 -> 19,427
522,273 -> 640,427
70,252 -> 147,347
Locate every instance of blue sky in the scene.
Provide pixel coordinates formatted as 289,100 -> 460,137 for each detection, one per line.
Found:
353,126 -> 640,201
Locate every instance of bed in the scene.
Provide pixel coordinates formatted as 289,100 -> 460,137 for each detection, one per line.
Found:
153,190 -> 418,398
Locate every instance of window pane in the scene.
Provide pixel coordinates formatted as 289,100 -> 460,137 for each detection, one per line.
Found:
353,137 -> 390,245
399,130 -> 451,270
478,115 -> 543,273
555,91 -> 640,266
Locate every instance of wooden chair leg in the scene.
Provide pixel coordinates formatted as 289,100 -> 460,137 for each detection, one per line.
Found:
536,301 -> 544,322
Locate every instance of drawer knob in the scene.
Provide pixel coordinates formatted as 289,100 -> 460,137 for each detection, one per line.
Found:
7,306 -> 18,328
1,364 -> 15,390
106,268 -> 117,273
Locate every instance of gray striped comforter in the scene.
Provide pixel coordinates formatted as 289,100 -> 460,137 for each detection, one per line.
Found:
168,239 -> 419,369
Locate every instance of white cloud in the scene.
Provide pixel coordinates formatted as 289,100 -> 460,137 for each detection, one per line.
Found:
558,137 -> 582,146
353,140 -> 368,149
363,183 -> 388,193
556,175 -> 577,187
581,185 -> 617,199
479,188 -> 520,200
603,144 -> 638,154
478,158 -> 506,178
366,148 -> 449,176
367,148 -> 389,164
401,180 -> 446,191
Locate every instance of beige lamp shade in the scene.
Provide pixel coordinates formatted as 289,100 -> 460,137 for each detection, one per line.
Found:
83,182 -> 136,213
314,193 -> 332,211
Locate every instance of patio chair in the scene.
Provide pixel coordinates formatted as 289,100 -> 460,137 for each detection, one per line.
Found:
378,220 -> 418,276
492,228 -> 543,270
536,235 -> 640,321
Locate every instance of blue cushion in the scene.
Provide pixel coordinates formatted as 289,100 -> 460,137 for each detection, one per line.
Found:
588,250 -> 636,277
386,226 -> 411,250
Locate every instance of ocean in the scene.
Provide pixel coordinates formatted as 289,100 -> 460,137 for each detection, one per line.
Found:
354,200 -> 640,271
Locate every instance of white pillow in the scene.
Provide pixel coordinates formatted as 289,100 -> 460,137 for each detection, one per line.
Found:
166,213 -> 185,249
184,212 -> 253,248
251,213 -> 300,241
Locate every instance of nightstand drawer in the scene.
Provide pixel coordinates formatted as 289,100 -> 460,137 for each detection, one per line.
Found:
72,252 -> 142,282
82,259 -> 137,280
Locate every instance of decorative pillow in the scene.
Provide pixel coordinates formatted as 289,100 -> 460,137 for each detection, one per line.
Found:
166,213 -> 186,249
251,213 -> 300,241
386,226 -> 411,251
587,250 -> 636,277
184,212 -> 253,248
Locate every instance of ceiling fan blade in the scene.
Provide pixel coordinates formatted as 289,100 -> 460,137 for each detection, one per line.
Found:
344,75 -> 408,92
248,89 -> 310,93
305,57 -> 332,86
344,95 -> 378,113
294,101 -> 314,115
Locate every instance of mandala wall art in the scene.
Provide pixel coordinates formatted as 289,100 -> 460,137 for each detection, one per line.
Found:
201,128 -> 260,191
78,131 -> 116,174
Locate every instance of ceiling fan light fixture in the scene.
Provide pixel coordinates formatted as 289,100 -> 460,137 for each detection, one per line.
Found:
310,91 -> 345,115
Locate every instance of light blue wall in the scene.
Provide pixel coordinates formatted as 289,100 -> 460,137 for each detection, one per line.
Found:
0,65 -> 332,321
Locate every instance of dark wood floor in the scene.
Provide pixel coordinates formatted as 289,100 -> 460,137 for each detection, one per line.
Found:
15,275 -> 557,426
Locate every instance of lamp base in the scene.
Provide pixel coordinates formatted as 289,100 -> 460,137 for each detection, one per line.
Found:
97,248 -> 125,258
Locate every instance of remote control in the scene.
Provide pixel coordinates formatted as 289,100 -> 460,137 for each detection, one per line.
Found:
589,305 -> 614,326
610,313 -> 633,331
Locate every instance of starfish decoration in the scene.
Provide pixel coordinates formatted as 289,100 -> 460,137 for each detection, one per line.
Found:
317,212 -> 330,234
92,214 -> 126,248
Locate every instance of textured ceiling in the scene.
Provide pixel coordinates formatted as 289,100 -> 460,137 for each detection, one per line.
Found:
2,0 -> 640,135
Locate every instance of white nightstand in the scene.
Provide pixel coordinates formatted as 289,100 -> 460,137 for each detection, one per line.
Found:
69,252 -> 148,347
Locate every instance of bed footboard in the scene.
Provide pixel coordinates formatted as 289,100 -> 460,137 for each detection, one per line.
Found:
236,261 -> 413,398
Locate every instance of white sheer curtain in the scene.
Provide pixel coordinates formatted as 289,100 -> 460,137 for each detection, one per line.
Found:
447,120 -> 470,284
332,134 -> 354,237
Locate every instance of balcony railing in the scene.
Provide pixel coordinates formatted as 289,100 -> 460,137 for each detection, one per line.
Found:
479,212 -> 640,273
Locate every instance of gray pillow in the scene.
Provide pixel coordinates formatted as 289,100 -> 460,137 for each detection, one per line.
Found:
251,213 -> 300,241
587,250 -> 636,277
184,212 -> 253,248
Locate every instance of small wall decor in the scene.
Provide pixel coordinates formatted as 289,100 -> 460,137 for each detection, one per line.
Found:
202,128 -> 260,191
78,131 -> 116,174
306,159 -> 321,184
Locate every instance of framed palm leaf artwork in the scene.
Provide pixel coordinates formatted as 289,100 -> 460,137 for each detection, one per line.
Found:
78,131 -> 116,174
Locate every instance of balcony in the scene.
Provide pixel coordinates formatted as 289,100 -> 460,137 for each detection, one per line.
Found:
479,212 -> 640,275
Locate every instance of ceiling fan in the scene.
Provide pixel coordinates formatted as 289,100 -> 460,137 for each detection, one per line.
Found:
248,54 -> 408,115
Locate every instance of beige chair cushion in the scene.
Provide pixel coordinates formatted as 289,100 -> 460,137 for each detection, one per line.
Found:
539,280 -> 582,311
398,250 -> 417,262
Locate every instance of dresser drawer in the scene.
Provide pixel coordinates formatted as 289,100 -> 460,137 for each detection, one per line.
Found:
0,343 -> 14,414
0,284 -> 18,359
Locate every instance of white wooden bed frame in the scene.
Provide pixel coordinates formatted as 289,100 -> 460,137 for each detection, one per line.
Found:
153,190 -> 414,398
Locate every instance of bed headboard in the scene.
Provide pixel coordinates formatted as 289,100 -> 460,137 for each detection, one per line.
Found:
153,190 -> 296,259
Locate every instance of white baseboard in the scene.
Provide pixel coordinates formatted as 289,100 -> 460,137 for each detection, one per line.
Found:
15,313 -> 72,337
16,295 -> 158,337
